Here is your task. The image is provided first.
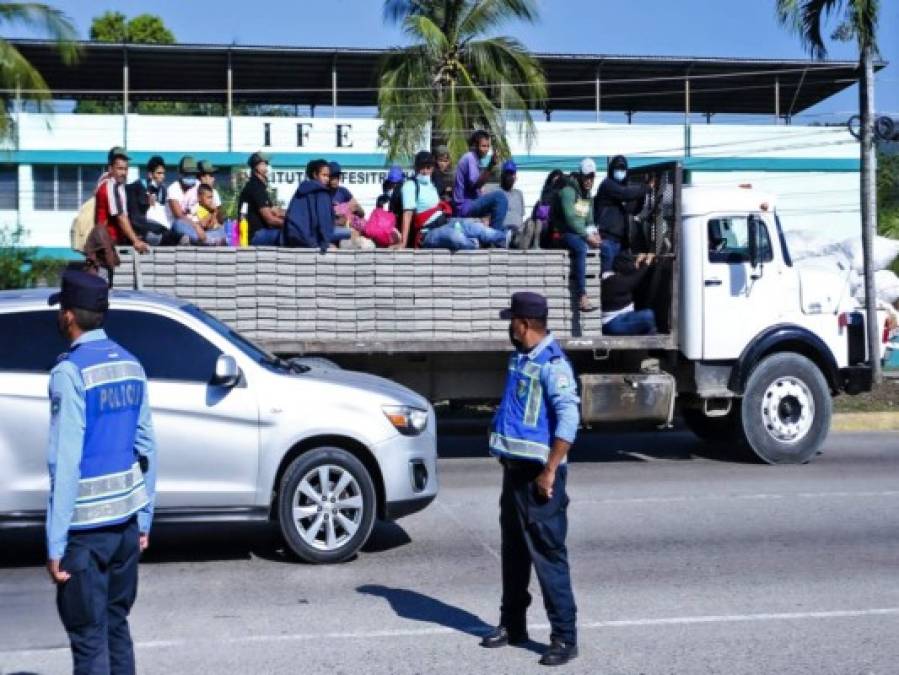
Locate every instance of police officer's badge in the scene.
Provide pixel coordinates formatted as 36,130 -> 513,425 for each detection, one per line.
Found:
516,379 -> 528,400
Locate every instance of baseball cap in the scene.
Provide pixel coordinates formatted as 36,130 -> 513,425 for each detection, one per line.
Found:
579,157 -> 597,176
328,161 -> 342,177
48,270 -> 110,312
499,291 -> 549,321
197,159 -> 218,174
433,145 -> 450,158
107,146 -> 130,163
386,165 -> 405,183
414,151 -> 435,170
502,159 -> 518,174
247,151 -> 271,168
178,156 -> 199,175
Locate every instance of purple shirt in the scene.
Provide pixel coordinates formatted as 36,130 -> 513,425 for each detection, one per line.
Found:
453,151 -> 482,215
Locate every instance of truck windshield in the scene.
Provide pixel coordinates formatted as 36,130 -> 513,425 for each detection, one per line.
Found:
181,304 -> 306,373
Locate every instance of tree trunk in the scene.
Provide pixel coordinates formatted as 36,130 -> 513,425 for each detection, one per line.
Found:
859,42 -> 882,384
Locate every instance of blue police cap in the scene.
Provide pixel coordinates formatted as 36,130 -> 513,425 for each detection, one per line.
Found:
500,291 -> 548,320
48,270 -> 109,312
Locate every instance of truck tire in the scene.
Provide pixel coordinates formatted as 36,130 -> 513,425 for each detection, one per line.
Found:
739,352 -> 832,464
682,406 -> 742,444
278,447 -> 377,564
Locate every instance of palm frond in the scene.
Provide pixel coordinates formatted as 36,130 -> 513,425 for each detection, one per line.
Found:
402,13 -> 449,58
776,0 -> 843,58
0,3 -> 79,64
458,0 -> 539,39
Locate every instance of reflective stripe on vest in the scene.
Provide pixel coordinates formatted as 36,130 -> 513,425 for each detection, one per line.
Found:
72,462 -> 149,528
489,432 -> 550,462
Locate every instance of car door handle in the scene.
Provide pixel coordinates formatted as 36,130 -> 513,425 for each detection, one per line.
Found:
704,279 -> 723,287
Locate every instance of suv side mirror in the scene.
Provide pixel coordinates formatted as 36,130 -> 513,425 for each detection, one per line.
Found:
212,354 -> 241,388
748,216 -> 761,268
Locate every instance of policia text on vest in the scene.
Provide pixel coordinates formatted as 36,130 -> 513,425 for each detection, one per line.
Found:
46,270 -> 157,675
482,292 -> 581,668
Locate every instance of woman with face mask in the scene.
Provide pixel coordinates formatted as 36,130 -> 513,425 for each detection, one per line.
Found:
594,155 -> 649,272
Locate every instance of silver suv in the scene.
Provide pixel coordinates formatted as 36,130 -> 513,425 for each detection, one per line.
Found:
0,289 -> 438,563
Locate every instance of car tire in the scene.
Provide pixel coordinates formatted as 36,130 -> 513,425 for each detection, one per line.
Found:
278,446 -> 377,564
739,352 -> 832,465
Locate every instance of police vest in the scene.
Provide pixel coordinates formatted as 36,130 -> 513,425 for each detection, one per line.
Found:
489,339 -> 568,465
65,338 -> 150,530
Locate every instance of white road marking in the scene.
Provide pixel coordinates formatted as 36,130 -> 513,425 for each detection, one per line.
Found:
574,490 -> 899,506
6,608 -> 899,657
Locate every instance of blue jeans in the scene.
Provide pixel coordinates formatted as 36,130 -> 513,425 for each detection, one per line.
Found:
460,191 -> 509,232
331,226 -> 352,245
562,232 -> 588,296
599,237 -> 621,273
172,218 -> 227,245
422,219 -> 506,251
251,228 -> 282,246
603,309 -> 657,335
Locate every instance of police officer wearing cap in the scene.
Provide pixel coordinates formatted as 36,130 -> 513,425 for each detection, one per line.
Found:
46,270 -> 156,675
481,291 -> 580,667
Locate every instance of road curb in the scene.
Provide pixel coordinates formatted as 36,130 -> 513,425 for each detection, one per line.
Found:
832,411 -> 899,432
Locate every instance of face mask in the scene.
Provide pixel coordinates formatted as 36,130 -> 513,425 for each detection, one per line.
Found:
181,176 -> 198,188
479,150 -> 493,168
613,169 -> 627,182
416,174 -> 432,185
508,324 -> 526,353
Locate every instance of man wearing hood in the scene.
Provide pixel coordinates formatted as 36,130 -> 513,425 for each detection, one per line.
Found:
594,155 -> 649,271
283,159 -> 340,251
549,158 -> 601,313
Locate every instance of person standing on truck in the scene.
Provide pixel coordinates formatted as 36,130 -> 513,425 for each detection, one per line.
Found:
594,155 -> 649,271
481,291 -> 581,667
453,130 -> 508,232
549,158 -> 601,313
240,151 -> 285,246
45,270 -> 156,675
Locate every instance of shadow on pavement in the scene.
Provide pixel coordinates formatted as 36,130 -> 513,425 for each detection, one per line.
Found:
0,520 -> 411,568
356,584 -> 544,655
438,423 -> 757,464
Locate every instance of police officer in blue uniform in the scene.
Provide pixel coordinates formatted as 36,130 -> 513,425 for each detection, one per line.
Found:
480,291 -> 580,667
46,270 -> 156,675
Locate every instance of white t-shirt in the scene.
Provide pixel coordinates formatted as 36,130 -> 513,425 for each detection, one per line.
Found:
166,180 -> 221,222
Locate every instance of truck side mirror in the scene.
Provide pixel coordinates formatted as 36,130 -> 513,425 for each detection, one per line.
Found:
212,354 -> 241,388
748,217 -> 761,268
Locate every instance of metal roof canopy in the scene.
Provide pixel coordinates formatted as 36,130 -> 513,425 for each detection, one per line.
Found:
8,39 -> 886,115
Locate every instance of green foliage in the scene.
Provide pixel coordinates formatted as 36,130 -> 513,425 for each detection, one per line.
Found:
76,12 -> 201,115
776,0 -> 880,57
877,148 -> 899,273
0,227 -> 67,291
0,3 -> 79,139
378,0 -> 547,162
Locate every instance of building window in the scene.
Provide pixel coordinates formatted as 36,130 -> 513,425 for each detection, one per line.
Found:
32,165 -> 106,211
0,164 -> 17,210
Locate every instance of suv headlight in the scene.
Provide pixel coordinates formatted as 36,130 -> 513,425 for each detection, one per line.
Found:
382,405 -> 429,436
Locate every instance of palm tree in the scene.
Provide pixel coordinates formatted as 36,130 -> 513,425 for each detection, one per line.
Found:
378,0 -> 547,162
776,0 -> 882,383
0,3 -> 79,139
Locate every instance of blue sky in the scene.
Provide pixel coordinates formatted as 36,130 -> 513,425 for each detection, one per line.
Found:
20,0 -> 899,120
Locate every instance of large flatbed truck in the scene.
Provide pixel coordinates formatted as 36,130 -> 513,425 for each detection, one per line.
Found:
116,162 -> 884,464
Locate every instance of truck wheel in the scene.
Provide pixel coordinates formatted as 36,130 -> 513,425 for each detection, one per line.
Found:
278,447 -> 376,564
740,353 -> 832,464
681,406 -> 742,444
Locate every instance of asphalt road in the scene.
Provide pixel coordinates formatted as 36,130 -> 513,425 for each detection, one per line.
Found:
2,430 -> 899,675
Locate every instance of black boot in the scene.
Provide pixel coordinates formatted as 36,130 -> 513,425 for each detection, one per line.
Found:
539,638 -> 578,666
479,625 -> 529,648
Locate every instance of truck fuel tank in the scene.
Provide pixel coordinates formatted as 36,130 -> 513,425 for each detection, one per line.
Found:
580,373 -> 676,426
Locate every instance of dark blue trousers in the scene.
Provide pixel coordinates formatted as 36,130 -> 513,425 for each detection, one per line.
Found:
56,516 -> 140,675
499,461 -> 577,644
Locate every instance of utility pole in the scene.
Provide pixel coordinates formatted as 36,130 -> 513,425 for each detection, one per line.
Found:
859,42 -> 882,384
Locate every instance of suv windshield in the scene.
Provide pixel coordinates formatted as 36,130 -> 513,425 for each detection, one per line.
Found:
181,304 -> 307,374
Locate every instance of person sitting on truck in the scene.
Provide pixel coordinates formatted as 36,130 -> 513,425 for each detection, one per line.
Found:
453,130 -> 508,233
240,151 -> 285,246
485,160 -> 525,247
283,159 -> 348,251
595,155 -> 649,271
600,251 -> 657,335
189,184 -> 228,245
432,145 -> 454,201
124,156 -> 184,246
549,158 -> 601,313
402,150 -> 505,251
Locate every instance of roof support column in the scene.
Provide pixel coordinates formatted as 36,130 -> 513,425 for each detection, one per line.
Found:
226,50 -> 233,153
331,56 -> 338,119
684,77 -> 691,157
775,76 -> 781,125
122,48 -> 129,149
594,64 -> 602,123
14,78 -> 21,151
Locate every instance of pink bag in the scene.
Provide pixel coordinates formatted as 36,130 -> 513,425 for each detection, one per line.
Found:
364,208 -> 400,248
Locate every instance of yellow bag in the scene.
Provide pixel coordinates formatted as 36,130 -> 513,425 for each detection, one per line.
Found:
71,197 -> 96,252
